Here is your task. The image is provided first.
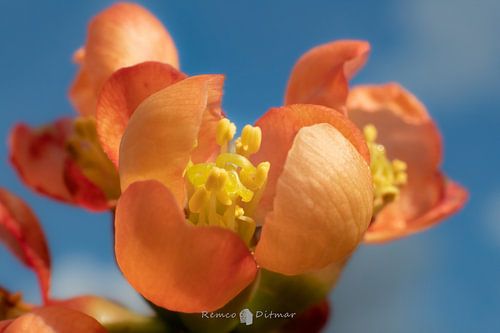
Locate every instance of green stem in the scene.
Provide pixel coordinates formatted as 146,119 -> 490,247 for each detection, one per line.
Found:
105,317 -> 172,333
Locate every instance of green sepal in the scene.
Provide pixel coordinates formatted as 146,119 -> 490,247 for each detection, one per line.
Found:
235,263 -> 341,332
148,273 -> 260,333
179,273 -> 260,333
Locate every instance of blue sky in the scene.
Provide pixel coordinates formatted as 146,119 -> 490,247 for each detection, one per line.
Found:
1,1 -> 499,332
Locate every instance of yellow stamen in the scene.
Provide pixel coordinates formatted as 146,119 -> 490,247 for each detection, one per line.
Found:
188,187 -> 209,213
235,125 -> 262,157
205,167 -> 228,192
0,287 -> 32,320
364,124 -> 408,215
66,117 -> 120,200
216,118 -> 236,152
184,118 -> 270,246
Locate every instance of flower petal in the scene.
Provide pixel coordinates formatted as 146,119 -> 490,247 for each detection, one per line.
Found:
255,124 -> 373,275
96,61 -> 187,165
0,188 -> 51,303
52,295 -> 154,328
365,180 -> 468,242
4,306 -> 106,333
347,83 -> 467,241
70,3 -> 179,116
9,120 -> 110,212
9,120 -> 74,203
69,68 -> 95,117
119,75 -> 224,206
63,159 -> 110,211
115,180 -> 257,313
0,321 -> 12,332
285,40 -> 370,111
252,104 -> 369,222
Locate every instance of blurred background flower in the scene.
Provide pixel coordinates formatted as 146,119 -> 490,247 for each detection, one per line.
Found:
0,0 -> 498,332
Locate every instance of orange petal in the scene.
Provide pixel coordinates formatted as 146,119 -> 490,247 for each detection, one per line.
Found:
285,40 -> 370,111
4,306 -> 106,333
347,83 -> 467,241
255,124 -> 373,275
52,295 -> 149,327
252,104 -> 369,222
9,120 -> 110,212
0,188 -> 51,303
96,61 -> 187,165
0,321 -> 12,332
70,3 -> 179,116
69,68 -> 96,117
365,179 -> 468,243
119,75 -> 224,206
115,180 -> 257,313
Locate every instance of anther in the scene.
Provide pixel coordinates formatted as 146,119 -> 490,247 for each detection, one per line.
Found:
236,125 -> 262,157
205,167 -> 228,192
216,118 -> 236,147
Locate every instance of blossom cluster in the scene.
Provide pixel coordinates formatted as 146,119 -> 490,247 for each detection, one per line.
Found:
0,3 -> 466,332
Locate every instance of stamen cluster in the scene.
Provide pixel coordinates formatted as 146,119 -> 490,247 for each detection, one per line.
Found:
185,119 -> 270,245
364,124 -> 408,215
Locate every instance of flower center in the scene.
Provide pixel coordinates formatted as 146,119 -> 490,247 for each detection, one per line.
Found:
66,117 -> 121,200
185,118 -> 270,246
0,287 -> 31,320
364,124 -> 408,215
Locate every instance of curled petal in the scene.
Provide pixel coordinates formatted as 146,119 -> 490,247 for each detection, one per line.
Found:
70,3 -> 179,115
252,104 -> 369,222
96,61 -> 186,165
9,119 -> 74,203
9,120 -> 110,211
365,180 -> 468,242
119,75 -> 224,206
4,306 -> 106,333
0,189 -> 51,303
115,180 -> 257,313
347,83 -> 467,240
255,124 -> 373,275
285,40 -> 370,111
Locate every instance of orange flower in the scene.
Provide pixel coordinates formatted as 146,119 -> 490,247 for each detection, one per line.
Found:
9,3 -> 179,211
0,188 -> 51,304
0,188 -> 165,332
285,40 -> 468,242
9,119 -> 112,211
107,64 -> 374,313
0,188 -> 106,332
70,2 -> 179,116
